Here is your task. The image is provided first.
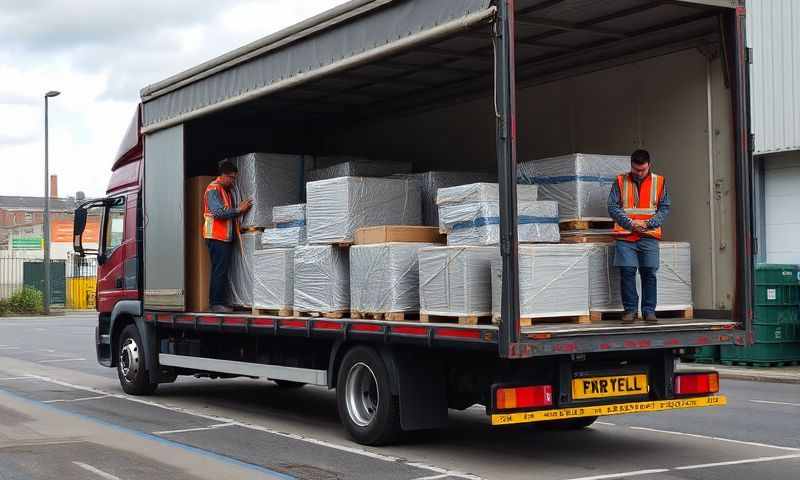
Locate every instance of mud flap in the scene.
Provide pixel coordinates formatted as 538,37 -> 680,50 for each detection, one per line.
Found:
392,348 -> 448,431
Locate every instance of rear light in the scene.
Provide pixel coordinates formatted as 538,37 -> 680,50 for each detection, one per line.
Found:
674,372 -> 719,396
495,385 -> 553,410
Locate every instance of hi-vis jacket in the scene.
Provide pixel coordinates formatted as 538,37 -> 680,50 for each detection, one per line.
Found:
612,172 -> 665,242
203,180 -> 235,242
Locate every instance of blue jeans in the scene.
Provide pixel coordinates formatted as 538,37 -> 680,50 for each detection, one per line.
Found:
614,239 -> 660,315
206,239 -> 232,306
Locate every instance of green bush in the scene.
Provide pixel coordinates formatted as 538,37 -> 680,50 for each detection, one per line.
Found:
2,287 -> 44,315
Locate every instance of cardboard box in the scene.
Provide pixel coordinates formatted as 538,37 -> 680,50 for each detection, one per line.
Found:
354,226 -> 445,245
185,176 -> 214,312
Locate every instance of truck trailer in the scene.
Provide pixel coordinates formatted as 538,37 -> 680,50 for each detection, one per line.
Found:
74,0 -> 749,446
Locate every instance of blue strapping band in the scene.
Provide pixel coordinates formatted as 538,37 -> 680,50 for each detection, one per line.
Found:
276,220 -> 305,228
525,175 -> 617,185
450,216 -> 559,231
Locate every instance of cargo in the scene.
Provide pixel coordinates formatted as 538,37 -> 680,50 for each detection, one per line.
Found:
651,242 -> 693,310
406,171 -> 497,226
518,153 -> 629,221
226,153 -> 304,228
354,226 -> 444,245
586,243 -> 623,312
491,244 -> 591,319
418,246 -> 498,317
253,248 -> 294,311
350,243 -> 434,314
306,176 -> 421,244
228,231 -> 261,307
439,200 -> 559,245
185,176 -> 215,312
293,245 -> 350,313
262,203 -> 307,248
436,182 -> 538,206
306,157 -> 412,183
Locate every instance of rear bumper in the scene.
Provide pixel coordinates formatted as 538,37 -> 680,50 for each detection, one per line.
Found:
491,394 -> 726,426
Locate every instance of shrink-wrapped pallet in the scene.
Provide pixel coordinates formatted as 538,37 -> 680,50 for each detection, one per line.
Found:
440,200 -> 560,245
306,177 -> 421,244
253,248 -> 294,311
436,183 -> 538,206
350,243 -> 434,313
228,231 -> 261,307
405,171 -> 497,226
226,153 -> 304,228
518,153 -> 629,221
491,244 -> 590,319
262,203 -> 306,248
418,246 -> 498,316
586,243 -> 623,311
293,245 -> 350,313
651,242 -> 693,310
306,158 -> 412,182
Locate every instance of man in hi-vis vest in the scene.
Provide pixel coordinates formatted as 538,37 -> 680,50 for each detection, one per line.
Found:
203,161 -> 252,312
608,149 -> 671,324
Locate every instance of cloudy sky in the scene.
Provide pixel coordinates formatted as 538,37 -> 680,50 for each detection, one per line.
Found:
0,0 -> 347,199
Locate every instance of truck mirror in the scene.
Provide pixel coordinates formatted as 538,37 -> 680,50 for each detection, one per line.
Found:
73,208 -> 88,255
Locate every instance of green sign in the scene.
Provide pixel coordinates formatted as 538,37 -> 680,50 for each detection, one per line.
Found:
12,237 -> 43,250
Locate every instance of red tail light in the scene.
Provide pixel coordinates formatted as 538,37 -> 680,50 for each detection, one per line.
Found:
674,372 -> 719,396
495,385 -> 553,410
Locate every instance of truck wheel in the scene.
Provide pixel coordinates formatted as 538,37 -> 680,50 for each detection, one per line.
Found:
537,416 -> 598,430
117,324 -> 158,396
336,346 -> 401,446
273,379 -> 306,389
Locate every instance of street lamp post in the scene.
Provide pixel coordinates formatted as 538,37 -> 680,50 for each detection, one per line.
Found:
44,90 -> 60,315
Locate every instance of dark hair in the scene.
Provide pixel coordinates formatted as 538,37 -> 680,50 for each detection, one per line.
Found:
631,149 -> 651,165
219,161 -> 238,175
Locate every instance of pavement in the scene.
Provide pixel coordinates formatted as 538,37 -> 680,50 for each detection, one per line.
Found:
0,313 -> 799,480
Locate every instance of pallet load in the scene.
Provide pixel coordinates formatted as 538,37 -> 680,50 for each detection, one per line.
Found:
440,199 -> 560,246
253,248 -> 294,316
226,153 -> 304,228
350,242 -> 435,320
649,241 -> 693,316
518,153 -> 629,222
491,244 -> 591,326
418,246 -> 499,324
228,231 -> 261,308
306,177 -> 421,244
400,171 -> 497,227
435,182 -> 539,233
293,245 -> 350,317
262,203 -> 306,248
586,243 -> 623,317
306,157 -> 412,183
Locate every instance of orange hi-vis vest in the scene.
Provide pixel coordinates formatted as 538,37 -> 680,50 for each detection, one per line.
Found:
203,179 -> 234,242
612,172 -> 665,242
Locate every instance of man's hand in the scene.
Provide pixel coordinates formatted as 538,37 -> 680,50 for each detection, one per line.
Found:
238,199 -> 253,213
631,219 -> 649,233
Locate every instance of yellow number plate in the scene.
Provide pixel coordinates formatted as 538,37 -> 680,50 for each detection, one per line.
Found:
572,374 -> 649,400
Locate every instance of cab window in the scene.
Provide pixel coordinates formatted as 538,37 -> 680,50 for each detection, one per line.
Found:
104,197 -> 125,254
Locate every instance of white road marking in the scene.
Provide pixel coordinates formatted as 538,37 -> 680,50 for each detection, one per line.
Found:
750,399 -> 800,407
0,376 -> 37,381
38,358 -> 86,363
0,346 -> 20,350
561,469 -> 670,480
674,453 -> 800,470
24,374 -> 483,480
595,421 -> 616,426
39,349 -> 57,353
153,422 -> 237,435
627,426 -> 800,452
43,395 -> 110,404
72,462 -> 123,480
411,474 -> 451,480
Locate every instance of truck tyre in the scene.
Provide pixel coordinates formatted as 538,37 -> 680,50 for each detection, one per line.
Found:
537,416 -> 598,430
336,346 -> 401,446
116,324 -> 158,395
273,379 -> 306,389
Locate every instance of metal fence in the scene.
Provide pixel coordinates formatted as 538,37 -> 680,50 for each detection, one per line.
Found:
0,254 -> 97,309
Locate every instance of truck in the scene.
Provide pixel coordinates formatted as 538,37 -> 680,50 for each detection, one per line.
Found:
74,0 -> 749,446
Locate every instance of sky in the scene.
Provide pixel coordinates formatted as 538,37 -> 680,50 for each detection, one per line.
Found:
0,0 -> 347,199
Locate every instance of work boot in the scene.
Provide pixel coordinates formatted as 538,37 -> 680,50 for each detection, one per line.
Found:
621,312 -> 637,324
644,312 -> 658,324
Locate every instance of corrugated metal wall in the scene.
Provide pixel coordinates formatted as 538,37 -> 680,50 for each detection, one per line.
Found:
747,0 -> 800,155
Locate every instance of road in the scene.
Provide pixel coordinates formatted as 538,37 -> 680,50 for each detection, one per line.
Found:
0,313 -> 798,480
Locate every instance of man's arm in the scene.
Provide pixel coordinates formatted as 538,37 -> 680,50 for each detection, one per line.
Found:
206,190 -> 240,219
646,182 -> 671,229
607,181 -> 634,230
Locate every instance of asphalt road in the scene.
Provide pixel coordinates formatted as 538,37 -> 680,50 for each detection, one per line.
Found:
0,313 -> 798,480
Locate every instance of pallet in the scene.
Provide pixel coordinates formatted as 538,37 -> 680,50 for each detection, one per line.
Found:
520,314 -> 592,327
240,226 -> 266,233
720,360 -> 800,368
252,307 -> 293,317
559,219 -> 614,231
589,307 -> 693,322
419,313 -> 492,326
560,234 -> 616,244
293,309 -> 348,319
351,311 -> 412,321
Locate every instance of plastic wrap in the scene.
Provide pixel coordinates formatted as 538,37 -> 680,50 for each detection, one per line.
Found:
518,153 -> 629,220
587,243 -> 623,311
306,158 -> 412,183
652,242 -> 693,310
293,245 -> 350,312
306,176 -> 421,244
418,246 -> 498,316
262,203 -> 307,247
226,153 -> 304,228
272,203 -> 306,224
491,244 -> 590,318
350,242 -> 434,313
228,231 -> 261,307
253,248 -> 294,310
407,171 -> 497,226
436,183 -> 538,205
440,200 -> 560,245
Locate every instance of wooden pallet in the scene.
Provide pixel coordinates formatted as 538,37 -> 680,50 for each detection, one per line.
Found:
589,307 -> 694,322
293,309 -> 348,319
351,311 -> 412,321
240,226 -> 266,233
559,219 -> 614,231
520,314 -> 592,327
419,313 -> 492,325
252,307 -> 293,317
560,234 -> 616,244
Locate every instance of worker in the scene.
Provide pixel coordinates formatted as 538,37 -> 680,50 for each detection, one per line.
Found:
203,161 -> 253,313
608,149 -> 671,324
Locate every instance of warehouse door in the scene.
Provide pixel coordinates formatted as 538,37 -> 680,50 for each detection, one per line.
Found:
764,152 -> 800,264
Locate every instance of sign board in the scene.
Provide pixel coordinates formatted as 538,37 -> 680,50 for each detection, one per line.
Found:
51,218 -> 100,244
12,237 -> 42,250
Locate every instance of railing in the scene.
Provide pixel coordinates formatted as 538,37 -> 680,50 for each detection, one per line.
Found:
0,253 -> 97,310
